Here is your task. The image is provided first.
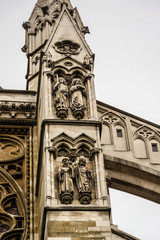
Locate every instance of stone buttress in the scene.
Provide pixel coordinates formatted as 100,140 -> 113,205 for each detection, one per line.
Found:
23,0 -> 112,239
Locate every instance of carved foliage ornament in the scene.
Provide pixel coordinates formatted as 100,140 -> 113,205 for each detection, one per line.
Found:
54,40 -> 81,56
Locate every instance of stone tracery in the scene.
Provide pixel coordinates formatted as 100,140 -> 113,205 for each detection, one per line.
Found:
0,167 -> 27,239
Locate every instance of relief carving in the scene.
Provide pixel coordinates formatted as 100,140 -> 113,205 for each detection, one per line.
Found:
70,78 -> 86,119
57,158 -> 74,204
75,157 -> 92,204
0,101 -> 36,120
81,26 -> 90,35
0,136 -> 24,163
83,54 -> 94,71
54,40 -> 81,56
53,76 -> 69,119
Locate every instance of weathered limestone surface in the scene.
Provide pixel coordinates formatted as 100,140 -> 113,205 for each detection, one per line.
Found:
47,211 -> 112,239
0,0 -> 159,240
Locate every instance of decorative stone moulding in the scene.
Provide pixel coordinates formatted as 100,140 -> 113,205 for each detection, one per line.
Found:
0,102 -> 36,111
54,40 -> 81,56
0,101 -> 36,119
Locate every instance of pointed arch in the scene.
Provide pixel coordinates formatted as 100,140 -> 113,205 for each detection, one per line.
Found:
133,138 -> 148,159
133,125 -> 160,140
133,126 -> 160,163
99,111 -> 126,126
100,111 -> 129,150
51,132 -> 96,160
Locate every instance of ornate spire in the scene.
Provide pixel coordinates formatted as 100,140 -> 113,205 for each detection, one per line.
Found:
37,0 -> 48,7
37,0 -> 72,8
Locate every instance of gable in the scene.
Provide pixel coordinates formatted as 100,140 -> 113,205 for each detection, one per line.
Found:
44,7 -> 93,63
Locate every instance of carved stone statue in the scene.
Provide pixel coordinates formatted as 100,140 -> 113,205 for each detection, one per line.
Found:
57,158 -> 74,204
70,78 -> 86,119
75,157 -> 92,204
83,54 -> 93,71
53,76 -> 69,119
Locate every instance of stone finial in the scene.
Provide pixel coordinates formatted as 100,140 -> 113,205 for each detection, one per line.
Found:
37,0 -> 72,7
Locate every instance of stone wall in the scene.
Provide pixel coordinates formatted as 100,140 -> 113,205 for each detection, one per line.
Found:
47,210 -> 112,240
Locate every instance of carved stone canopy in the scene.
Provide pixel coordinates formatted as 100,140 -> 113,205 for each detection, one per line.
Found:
50,133 -> 97,161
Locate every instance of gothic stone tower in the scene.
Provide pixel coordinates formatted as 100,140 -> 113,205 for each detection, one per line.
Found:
0,0 -> 160,240
23,0 -> 111,239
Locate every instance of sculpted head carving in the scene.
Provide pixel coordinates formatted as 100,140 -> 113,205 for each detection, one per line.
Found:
78,157 -> 86,166
62,157 -> 70,166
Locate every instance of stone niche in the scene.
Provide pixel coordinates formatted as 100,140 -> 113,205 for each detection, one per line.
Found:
49,132 -> 98,205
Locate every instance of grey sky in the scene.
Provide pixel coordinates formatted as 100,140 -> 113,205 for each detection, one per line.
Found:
0,1 -> 160,239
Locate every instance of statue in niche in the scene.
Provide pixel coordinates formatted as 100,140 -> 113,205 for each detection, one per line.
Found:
53,75 -> 69,119
70,78 -> 86,119
57,158 -> 74,204
75,157 -> 92,204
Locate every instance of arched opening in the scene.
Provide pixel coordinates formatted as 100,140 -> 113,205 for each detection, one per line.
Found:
101,124 -> 112,145
133,138 -> 147,159
113,124 -> 127,151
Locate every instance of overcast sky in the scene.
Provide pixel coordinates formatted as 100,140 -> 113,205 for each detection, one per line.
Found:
0,0 -> 160,239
